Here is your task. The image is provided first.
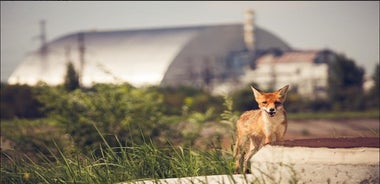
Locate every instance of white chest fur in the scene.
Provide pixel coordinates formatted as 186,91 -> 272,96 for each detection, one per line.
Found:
263,111 -> 285,136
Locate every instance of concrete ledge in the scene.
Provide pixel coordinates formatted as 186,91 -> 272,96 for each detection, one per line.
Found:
250,137 -> 380,183
125,174 -> 256,184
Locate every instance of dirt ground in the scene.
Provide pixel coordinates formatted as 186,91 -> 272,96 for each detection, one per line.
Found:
284,118 -> 379,139
199,118 -> 379,150
271,137 -> 379,148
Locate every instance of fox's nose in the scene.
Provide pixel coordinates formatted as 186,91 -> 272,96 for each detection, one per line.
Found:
269,108 -> 276,112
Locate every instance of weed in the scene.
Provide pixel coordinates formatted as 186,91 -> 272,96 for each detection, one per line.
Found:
1,126 -> 235,183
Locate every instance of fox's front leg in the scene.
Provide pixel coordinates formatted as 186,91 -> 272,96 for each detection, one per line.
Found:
233,138 -> 243,173
264,134 -> 276,144
242,139 -> 254,173
243,137 -> 261,173
234,133 -> 249,173
275,128 -> 286,142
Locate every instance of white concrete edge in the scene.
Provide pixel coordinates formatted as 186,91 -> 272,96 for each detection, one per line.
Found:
251,145 -> 380,165
120,174 -> 256,184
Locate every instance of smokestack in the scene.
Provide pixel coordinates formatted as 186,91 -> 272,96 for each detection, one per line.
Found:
39,20 -> 48,56
244,9 -> 255,51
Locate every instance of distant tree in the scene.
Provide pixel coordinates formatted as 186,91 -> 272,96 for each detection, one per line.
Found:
201,65 -> 213,93
366,63 -> 379,109
63,62 -> 80,91
231,83 -> 259,112
371,64 -> 379,94
327,54 -> 365,110
0,83 -> 43,119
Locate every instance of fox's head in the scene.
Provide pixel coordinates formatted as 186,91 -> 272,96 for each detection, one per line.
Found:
251,85 -> 290,117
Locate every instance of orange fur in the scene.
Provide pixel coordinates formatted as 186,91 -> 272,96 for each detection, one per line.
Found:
233,85 -> 289,173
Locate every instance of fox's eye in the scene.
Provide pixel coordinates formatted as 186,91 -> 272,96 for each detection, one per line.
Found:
275,101 -> 282,105
262,101 -> 267,104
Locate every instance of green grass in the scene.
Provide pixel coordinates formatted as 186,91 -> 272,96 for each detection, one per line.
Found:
1,127 -> 235,184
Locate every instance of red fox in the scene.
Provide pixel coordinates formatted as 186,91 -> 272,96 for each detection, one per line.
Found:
233,85 -> 289,173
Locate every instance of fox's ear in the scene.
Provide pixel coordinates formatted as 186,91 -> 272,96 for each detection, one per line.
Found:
277,85 -> 290,101
251,86 -> 263,100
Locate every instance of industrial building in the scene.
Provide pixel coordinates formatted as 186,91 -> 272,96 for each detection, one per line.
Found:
8,10 -> 336,96
242,49 -> 336,98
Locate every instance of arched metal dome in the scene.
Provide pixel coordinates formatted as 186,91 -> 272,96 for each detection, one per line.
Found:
8,23 -> 291,88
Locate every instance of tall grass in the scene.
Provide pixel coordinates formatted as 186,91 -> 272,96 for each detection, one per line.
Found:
1,126 -> 234,184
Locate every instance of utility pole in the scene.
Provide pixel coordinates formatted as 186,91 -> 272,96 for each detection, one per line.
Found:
38,20 -> 49,79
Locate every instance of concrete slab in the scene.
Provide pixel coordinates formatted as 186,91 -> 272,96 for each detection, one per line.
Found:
250,138 -> 380,183
123,174 -> 256,184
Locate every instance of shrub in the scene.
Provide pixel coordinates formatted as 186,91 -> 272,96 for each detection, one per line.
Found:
1,83 -> 44,119
34,83 -> 168,152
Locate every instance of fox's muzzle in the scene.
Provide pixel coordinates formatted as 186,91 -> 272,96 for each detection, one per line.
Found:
266,108 -> 276,117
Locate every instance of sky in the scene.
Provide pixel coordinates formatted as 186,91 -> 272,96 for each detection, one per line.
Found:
1,1 -> 379,82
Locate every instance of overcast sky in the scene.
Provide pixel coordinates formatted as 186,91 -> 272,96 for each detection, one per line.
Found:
1,1 -> 379,82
